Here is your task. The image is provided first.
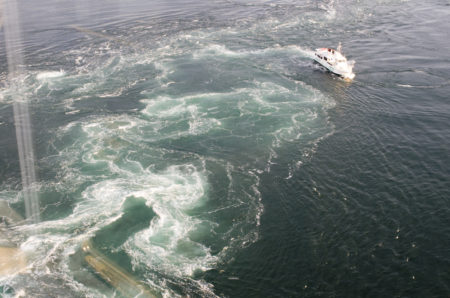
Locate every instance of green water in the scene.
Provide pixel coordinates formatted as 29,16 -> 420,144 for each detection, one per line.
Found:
1,0 -> 449,296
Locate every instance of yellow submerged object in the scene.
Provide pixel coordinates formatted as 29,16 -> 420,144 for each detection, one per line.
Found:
0,200 -> 27,277
82,240 -> 158,298
0,246 -> 27,276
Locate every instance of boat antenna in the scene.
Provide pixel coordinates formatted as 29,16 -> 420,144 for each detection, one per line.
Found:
337,42 -> 342,53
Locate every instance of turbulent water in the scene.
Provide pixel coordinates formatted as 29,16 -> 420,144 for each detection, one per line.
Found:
0,0 -> 449,297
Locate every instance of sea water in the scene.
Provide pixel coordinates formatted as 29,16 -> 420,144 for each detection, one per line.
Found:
0,0 -> 449,296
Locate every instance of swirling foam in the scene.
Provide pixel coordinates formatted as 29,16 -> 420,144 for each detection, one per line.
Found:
0,5 -> 337,296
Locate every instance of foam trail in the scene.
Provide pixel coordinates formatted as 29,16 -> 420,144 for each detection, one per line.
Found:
2,0 -> 40,223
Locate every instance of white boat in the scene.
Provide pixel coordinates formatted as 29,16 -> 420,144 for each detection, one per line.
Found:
313,44 -> 355,79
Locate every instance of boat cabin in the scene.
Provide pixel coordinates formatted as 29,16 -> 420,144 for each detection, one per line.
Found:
315,48 -> 347,65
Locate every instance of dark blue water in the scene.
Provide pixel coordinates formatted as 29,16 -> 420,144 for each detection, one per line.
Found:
1,0 -> 449,296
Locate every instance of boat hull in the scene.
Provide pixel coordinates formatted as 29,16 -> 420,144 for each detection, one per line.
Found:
313,56 -> 355,79
313,47 -> 355,79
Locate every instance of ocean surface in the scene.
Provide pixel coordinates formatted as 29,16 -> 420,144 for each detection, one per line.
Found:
1,0 -> 449,296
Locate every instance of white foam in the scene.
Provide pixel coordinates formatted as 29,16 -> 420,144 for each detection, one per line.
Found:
8,145 -> 216,294
38,109 -> 271,292
0,13 -> 339,294
64,109 -> 80,115
193,44 -> 315,60
36,71 -> 65,80
78,165 -> 214,276
193,44 -> 243,59
44,114 -> 220,270
1,37 -> 334,291
141,94 -> 225,138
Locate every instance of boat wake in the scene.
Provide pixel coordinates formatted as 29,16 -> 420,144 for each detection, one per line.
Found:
0,4 -> 338,296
